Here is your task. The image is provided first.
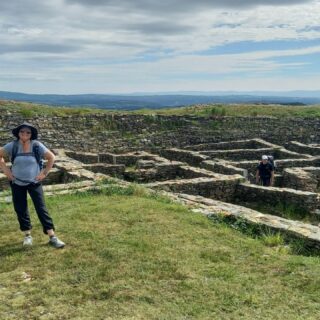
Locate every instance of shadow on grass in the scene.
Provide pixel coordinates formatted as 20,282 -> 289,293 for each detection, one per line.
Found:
0,242 -> 29,257
0,241 -> 54,257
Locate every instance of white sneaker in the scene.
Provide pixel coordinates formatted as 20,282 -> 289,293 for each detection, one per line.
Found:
48,236 -> 65,249
23,235 -> 33,246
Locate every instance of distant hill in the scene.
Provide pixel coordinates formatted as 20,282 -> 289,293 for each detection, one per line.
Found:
1,90 -> 320,110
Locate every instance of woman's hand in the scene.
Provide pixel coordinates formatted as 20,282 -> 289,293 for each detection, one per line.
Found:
5,170 -> 15,181
35,171 -> 47,181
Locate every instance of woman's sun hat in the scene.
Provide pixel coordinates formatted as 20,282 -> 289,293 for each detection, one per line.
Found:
12,122 -> 38,140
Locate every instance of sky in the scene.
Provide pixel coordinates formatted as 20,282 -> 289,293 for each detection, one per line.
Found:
0,0 -> 320,94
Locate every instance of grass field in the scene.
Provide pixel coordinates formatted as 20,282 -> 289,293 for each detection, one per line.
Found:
2,99 -> 320,118
134,104 -> 320,118
0,100 -> 110,117
0,186 -> 320,319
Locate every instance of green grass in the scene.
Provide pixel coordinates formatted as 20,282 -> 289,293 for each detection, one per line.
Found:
134,103 -> 320,118
2,99 -> 320,119
261,232 -> 285,247
1,188 -> 320,319
0,100 -> 115,117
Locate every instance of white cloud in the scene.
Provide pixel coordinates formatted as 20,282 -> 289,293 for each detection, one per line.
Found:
0,0 -> 319,92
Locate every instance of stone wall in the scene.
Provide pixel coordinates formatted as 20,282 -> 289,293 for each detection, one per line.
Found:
43,168 -> 64,185
176,166 -> 219,179
235,183 -> 320,214
230,157 -> 320,179
167,192 -> 320,250
200,147 -> 306,161
200,160 -> 248,177
124,162 -> 182,182
282,167 -> 320,192
102,151 -> 167,166
65,151 -> 99,164
184,139 -> 272,151
286,141 -> 320,156
146,174 -> 244,202
123,162 -> 218,183
160,148 -> 209,166
82,164 -> 125,177
0,173 -> 9,190
201,148 -> 274,161
2,111 -> 320,152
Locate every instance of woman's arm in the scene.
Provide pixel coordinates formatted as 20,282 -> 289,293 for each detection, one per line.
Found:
270,170 -> 275,186
43,150 -> 55,175
255,169 -> 260,184
35,150 -> 55,181
0,148 -> 14,181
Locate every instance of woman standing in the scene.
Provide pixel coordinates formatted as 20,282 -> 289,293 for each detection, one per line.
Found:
0,123 -> 65,248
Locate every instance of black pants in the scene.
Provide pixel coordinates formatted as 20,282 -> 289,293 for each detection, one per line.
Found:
260,177 -> 271,187
10,182 -> 55,234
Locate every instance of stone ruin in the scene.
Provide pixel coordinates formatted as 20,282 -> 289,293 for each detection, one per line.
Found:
1,137 -> 320,251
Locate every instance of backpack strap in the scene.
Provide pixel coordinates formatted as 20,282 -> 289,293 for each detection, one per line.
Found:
11,140 -> 20,165
32,141 -> 44,170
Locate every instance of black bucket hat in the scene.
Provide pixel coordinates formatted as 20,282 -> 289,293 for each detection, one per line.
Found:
12,122 -> 38,140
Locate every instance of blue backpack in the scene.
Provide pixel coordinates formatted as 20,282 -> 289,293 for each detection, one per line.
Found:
267,155 -> 276,171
